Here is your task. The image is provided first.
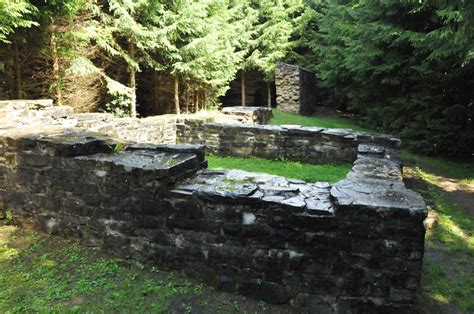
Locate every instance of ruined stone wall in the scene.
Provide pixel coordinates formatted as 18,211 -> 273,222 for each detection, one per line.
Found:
177,121 -> 400,164
0,101 -> 427,312
275,63 -> 316,115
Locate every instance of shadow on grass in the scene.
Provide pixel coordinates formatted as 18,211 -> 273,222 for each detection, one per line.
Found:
406,167 -> 474,313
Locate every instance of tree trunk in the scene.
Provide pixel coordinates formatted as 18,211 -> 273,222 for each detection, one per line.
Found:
174,75 -> 180,115
194,88 -> 199,112
49,18 -> 62,105
203,89 -> 208,111
267,81 -> 272,108
128,42 -> 137,118
13,42 -> 22,99
185,86 -> 190,114
152,71 -> 159,113
241,70 -> 246,106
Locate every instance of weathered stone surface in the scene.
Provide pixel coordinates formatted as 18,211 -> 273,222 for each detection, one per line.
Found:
177,119 -> 400,164
275,63 -> 316,114
0,99 -> 427,312
221,106 -> 273,124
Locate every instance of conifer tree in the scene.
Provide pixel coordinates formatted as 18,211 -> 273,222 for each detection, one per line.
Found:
0,0 -> 36,43
303,0 -> 474,156
246,0 -> 303,107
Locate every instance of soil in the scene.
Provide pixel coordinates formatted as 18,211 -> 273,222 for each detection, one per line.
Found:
404,166 -> 473,314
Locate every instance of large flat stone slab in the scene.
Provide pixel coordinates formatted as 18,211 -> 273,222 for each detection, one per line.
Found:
173,169 -> 335,216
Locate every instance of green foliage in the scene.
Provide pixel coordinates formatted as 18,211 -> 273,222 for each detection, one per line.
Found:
245,0 -> 303,81
3,210 -> 13,225
105,95 -> 131,117
0,0 -> 37,43
207,155 -> 351,183
163,0 -> 256,97
301,0 -> 474,157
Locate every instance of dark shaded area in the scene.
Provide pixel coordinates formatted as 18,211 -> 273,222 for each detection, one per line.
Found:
220,70 -> 277,108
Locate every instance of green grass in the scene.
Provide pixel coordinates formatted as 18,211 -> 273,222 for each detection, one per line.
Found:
207,155 -> 351,183
402,151 -> 474,184
0,227 -> 189,313
409,167 -> 474,311
0,225 -> 277,313
269,110 -> 369,131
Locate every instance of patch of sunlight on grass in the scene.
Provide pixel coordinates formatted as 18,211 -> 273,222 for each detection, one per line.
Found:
459,178 -> 474,189
402,151 -> 474,181
424,261 -> 474,311
0,226 -> 197,313
0,245 -> 19,261
269,110 -> 370,131
415,167 -> 473,254
411,166 -> 474,312
207,155 -> 352,183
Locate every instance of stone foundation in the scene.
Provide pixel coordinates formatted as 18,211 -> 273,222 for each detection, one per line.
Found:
0,100 -> 427,312
177,121 -> 400,164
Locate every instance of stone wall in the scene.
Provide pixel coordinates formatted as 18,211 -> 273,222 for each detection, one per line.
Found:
275,63 -> 317,115
177,121 -> 400,164
0,101 -> 427,312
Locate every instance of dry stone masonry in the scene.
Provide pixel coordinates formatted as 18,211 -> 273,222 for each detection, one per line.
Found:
0,100 -> 427,312
177,122 -> 400,164
275,63 -> 317,114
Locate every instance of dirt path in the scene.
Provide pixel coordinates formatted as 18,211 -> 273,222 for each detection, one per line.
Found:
430,175 -> 474,215
403,165 -> 473,314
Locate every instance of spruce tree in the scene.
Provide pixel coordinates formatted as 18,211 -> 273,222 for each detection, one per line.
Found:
0,0 -> 36,43
303,0 -> 474,156
246,0 -> 303,107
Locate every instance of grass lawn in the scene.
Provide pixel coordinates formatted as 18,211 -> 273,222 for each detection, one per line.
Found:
207,155 -> 351,183
269,110 -> 370,131
407,167 -> 474,312
401,150 -> 474,186
0,224 -> 277,313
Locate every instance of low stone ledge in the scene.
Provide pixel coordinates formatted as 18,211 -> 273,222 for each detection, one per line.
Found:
75,150 -> 200,178
0,99 -> 54,110
172,169 -> 335,216
177,120 -> 400,164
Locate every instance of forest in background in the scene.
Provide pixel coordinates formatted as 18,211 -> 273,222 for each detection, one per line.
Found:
0,0 -> 473,157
